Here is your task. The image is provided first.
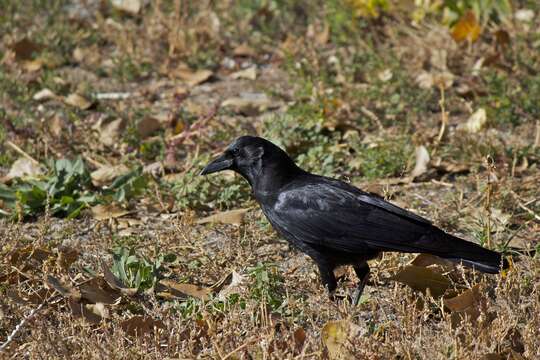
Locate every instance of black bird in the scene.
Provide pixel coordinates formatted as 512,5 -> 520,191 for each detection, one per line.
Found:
201,136 -> 507,304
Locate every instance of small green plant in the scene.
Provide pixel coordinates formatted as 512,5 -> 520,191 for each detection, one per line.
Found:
110,247 -> 172,291
171,154 -> 250,210
0,158 -> 147,219
248,262 -> 285,312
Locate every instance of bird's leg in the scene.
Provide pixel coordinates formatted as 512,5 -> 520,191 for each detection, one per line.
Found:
352,263 -> 370,306
317,263 -> 337,300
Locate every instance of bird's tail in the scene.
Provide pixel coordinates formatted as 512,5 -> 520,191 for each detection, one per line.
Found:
436,232 -> 509,274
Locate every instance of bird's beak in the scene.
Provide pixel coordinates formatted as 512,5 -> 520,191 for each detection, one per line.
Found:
200,152 -> 234,175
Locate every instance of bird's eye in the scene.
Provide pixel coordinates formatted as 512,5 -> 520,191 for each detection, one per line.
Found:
231,148 -> 240,156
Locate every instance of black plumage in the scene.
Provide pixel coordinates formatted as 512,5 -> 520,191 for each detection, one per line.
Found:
201,136 -> 507,303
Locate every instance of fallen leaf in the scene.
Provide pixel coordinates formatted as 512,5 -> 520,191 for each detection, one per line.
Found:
215,271 -> 247,300
57,246 -> 80,271
233,43 -> 257,57
451,11 -> 481,43
5,157 -> 44,182
222,93 -> 278,116
377,69 -> 393,82
111,0 -> 143,15
101,260 -> 138,296
79,277 -> 121,304
196,208 -> 249,225
91,204 -> 131,220
64,93 -> 92,110
121,315 -> 164,337
459,108 -> 487,133
174,68 -> 213,86
48,114 -> 66,138
444,284 -> 485,326
92,117 -> 127,147
391,265 -> 451,297
69,298 -> 102,324
46,275 -> 81,300
410,145 -> 430,178
10,37 -> 42,61
90,164 -> 130,187
230,66 -> 257,80
156,279 -> 211,301
137,116 -> 162,138
410,254 -> 453,268
22,59 -> 43,72
321,320 -> 365,360
293,327 -> 307,349
32,88 -> 58,101
9,246 -> 52,267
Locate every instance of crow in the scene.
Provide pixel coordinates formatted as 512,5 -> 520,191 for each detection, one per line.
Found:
201,136 -> 507,304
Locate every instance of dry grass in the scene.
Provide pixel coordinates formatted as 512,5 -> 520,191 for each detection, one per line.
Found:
1,0 -> 540,359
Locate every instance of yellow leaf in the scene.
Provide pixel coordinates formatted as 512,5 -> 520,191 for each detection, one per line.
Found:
196,208 -> 249,226
391,265 -> 450,297
451,11 -> 481,43
321,320 -> 364,359
156,279 -> 212,301
91,204 -> 131,220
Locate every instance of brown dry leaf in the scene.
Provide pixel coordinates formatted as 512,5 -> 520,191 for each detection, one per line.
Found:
174,68 -> 213,86
391,265 -> 450,297
64,93 -> 92,110
458,108 -> 487,133
410,145 -> 430,178
156,279 -> 211,301
5,157 -> 44,182
69,298 -> 102,324
10,37 -> 43,61
101,260 -> 138,296
91,204 -> 131,220
79,277 -> 121,304
111,0 -> 143,15
410,254 -> 453,268
57,246 -> 80,271
315,22 -> 330,45
321,320 -> 365,360
90,164 -> 130,187
46,275 -> 81,300
444,284 -> 482,313
196,208 -> 249,226
233,43 -> 257,58
230,66 -> 257,80
451,11 -> 481,43
9,246 -> 52,267
92,117 -> 127,147
121,315 -> 165,337
48,114 -> 66,138
293,327 -> 307,349
137,117 -> 162,138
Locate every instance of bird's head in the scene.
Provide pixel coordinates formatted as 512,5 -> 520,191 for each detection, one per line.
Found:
200,136 -> 300,188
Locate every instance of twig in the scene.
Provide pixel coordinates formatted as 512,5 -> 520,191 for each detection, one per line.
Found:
485,156 -> 495,249
222,336 -> 262,360
5,141 -> 40,166
510,190 -> 540,222
0,296 -> 52,351
534,120 -> 540,149
435,84 -> 448,146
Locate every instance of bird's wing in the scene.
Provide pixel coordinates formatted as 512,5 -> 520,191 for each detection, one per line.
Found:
267,179 -> 443,254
